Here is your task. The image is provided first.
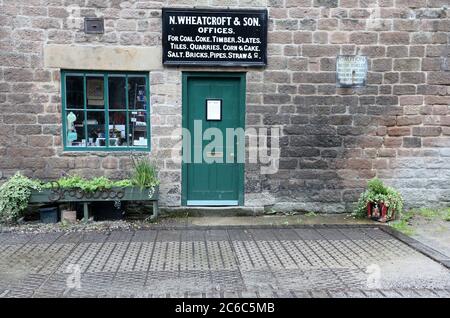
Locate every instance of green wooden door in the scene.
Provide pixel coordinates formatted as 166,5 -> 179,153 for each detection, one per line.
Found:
182,73 -> 245,206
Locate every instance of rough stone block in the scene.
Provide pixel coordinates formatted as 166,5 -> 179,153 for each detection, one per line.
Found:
349,32 -> 377,44
428,72 -> 450,85
302,45 -> 340,57
400,72 -> 425,84
388,127 -> 411,136
403,136 -> 422,148
412,126 -> 442,137
380,32 -> 410,45
396,116 -> 422,126
372,58 -> 393,72
393,58 -> 421,71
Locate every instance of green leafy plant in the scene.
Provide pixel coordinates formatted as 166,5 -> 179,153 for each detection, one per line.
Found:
130,157 -> 159,190
0,162 -> 159,224
408,208 -> 450,222
44,175 -> 133,192
0,172 -> 42,223
390,208 -> 450,236
353,177 -> 403,220
367,178 -> 387,195
390,219 -> 415,236
444,209 -> 450,222
113,179 -> 134,188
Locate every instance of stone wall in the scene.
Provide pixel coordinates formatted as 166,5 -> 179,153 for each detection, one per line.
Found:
1,0 -> 450,211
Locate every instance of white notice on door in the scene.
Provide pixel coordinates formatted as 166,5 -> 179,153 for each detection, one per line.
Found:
206,99 -> 221,121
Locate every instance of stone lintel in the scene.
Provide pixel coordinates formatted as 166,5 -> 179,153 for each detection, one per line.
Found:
44,44 -> 162,71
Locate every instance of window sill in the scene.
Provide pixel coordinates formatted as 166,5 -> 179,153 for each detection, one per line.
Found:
62,147 -> 151,154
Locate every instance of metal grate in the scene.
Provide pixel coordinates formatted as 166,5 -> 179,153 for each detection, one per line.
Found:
0,227 -> 449,297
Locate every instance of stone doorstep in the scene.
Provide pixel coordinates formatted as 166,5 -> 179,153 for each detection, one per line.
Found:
379,225 -> 450,270
160,206 -> 265,217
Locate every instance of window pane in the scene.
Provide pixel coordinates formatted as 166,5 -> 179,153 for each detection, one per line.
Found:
66,76 -> 84,109
62,72 -> 149,151
108,76 -> 126,109
129,111 -> 148,147
128,76 -> 147,110
65,111 -> 85,147
109,111 -> 127,147
87,112 -> 106,147
86,76 -> 104,109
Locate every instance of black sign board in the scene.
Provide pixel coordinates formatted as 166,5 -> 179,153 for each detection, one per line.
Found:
162,8 -> 268,66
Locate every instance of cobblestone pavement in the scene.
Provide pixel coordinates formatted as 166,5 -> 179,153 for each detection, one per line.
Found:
0,226 -> 449,298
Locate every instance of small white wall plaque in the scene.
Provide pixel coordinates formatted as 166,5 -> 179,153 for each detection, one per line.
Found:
206,99 -> 222,121
336,55 -> 368,88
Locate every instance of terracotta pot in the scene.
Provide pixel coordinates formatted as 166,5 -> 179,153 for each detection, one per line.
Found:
378,202 -> 388,223
367,202 -> 394,223
61,210 -> 77,223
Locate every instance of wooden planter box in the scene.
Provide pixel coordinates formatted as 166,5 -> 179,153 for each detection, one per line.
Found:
367,201 -> 395,223
29,186 -> 159,221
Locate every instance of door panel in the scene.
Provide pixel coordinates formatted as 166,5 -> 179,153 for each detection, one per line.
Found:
184,74 -> 244,205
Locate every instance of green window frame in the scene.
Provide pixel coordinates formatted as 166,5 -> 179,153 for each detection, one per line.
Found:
61,70 -> 151,151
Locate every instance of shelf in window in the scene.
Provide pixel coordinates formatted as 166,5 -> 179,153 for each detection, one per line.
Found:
133,126 -> 147,132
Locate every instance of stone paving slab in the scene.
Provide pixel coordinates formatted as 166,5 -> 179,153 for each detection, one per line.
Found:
0,226 -> 449,298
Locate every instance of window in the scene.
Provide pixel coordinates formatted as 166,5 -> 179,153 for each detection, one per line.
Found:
62,71 -> 150,151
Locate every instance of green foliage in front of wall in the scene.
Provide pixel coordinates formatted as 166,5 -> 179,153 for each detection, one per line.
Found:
43,175 -> 133,192
353,178 -> 404,219
0,172 -> 43,223
130,156 -> 160,190
0,157 -> 160,224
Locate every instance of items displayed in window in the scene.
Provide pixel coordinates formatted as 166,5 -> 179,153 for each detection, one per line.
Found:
63,72 -> 150,150
86,76 -> 104,109
65,111 -> 85,147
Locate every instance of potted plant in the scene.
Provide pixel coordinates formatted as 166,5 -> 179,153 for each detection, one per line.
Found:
354,178 -> 403,223
60,202 -> 77,223
39,205 -> 59,224
130,156 -> 160,199
0,172 -> 42,223
0,156 -> 161,225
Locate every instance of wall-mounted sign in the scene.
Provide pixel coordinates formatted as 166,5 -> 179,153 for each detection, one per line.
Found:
162,8 -> 268,66
336,55 -> 368,87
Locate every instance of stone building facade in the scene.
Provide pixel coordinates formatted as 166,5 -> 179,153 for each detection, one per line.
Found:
1,0 -> 450,212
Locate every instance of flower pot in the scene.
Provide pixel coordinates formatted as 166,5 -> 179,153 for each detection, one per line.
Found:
61,209 -> 77,223
39,206 -> 58,224
367,202 -> 395,223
